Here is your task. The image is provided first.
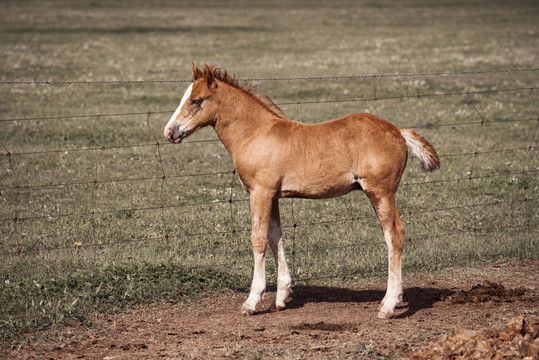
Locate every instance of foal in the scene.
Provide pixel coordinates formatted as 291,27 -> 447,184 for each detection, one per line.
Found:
164,64 -> 440,319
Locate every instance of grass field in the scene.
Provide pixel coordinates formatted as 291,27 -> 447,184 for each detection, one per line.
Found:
0,0 -> 537,347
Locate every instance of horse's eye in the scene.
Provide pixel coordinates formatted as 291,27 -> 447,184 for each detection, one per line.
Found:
191,99 -> 202,106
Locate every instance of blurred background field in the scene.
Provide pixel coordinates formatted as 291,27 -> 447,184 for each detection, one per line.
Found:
0,0 -> 537,345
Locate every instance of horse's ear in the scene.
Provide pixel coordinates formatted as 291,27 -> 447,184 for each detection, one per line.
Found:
202,63 -> 217,88
192,62 -> 203,80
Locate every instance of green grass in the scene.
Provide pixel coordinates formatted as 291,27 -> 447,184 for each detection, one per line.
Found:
0,0 -> 538,347
1,262 -> 249,344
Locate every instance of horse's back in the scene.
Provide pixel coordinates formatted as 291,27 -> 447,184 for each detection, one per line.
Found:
309,112 -> 408,169
275,113 -> 408,198
328,113 -> 408,193
320,112 -> 403,140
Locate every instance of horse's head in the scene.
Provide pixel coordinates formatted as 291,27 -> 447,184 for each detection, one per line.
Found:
164,63 -> 219,144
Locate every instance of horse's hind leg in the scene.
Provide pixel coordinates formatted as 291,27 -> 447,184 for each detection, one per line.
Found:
268,199 -> 292,311
367,191 -> 405,319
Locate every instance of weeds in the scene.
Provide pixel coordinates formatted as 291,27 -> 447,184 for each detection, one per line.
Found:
0,263 -> 248,346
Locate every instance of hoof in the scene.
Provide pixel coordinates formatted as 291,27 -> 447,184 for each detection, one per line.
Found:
270,294 -> 292,312
268,301 -> 286,312
241,303 -> 255,316
270,303 -> 286,312
377,310 -> 393,320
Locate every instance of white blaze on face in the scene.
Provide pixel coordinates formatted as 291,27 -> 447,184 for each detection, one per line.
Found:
164,83 -> 193,137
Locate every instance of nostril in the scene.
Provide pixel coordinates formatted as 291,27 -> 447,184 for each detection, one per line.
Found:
165,129 -> 173,142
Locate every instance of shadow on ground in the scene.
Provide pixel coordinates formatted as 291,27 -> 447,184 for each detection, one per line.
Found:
284,285 -> 455,318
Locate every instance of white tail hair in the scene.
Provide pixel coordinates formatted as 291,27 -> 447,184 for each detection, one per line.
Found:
400,129 -> 440,172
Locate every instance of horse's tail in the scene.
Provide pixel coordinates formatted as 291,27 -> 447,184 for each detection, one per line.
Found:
400,129 -> 440,172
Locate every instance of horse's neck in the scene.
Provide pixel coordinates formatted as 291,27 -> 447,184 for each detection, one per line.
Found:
213,83 -> 277,158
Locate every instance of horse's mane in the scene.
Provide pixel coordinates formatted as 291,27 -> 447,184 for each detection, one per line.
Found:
200,65 -> 287,119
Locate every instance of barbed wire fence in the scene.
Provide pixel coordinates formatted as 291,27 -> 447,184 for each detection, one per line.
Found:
1,68 -> 537,291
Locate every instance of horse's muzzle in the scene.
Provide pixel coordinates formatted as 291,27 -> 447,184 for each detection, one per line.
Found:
165,127 -> 185,144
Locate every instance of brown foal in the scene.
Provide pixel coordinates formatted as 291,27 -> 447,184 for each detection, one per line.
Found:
164,64 -> 440,319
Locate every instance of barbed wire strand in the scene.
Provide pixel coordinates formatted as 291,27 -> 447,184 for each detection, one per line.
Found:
1,161 -> 536,224
2,195 -> 534,256
2,117 -> 534,162
1,86 -> 536,124
1,147 -> 534,202
1,68 -> 536,86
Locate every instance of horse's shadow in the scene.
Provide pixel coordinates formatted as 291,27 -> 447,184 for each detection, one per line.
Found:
279,285 -> 454,319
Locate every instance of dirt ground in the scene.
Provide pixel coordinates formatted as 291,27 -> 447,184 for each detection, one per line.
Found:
4,259 -> 538,359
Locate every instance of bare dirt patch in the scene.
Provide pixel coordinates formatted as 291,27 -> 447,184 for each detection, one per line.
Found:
4,259 -> 538,359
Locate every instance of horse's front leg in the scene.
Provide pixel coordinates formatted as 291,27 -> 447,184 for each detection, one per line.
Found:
268,198 -> 292,311
241,188 -> 274,316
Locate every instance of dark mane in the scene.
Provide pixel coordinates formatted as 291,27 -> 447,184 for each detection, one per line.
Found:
206,65 -> 287,119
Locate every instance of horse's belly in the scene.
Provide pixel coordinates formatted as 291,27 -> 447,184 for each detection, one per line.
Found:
279,175 -> 361,199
